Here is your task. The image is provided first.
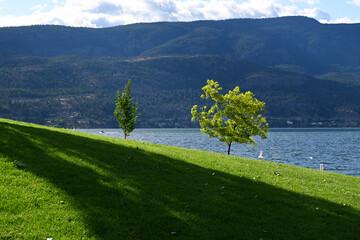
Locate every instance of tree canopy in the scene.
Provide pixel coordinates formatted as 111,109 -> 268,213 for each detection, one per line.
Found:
191,80 -> 269,155
114,79 -> 140,139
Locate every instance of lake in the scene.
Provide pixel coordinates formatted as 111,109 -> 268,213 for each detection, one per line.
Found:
77,128 -> 360,177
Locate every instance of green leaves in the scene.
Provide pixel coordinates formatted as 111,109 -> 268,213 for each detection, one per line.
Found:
191,80 -> 269,155
114,79 -> 140,139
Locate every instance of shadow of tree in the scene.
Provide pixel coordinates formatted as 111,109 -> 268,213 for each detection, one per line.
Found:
1,121 -> 359,239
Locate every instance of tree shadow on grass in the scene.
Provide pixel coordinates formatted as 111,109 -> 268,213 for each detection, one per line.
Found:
1,121 -> 360,239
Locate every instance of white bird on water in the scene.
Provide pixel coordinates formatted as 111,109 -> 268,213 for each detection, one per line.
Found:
258,151 -> 263,159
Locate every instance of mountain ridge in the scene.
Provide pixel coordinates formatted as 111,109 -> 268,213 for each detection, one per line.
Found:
1,16 -> 360,75
0,16 -> 360,127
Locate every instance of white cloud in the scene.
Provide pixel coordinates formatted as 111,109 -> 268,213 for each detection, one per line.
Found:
320,17 -> 357,24
31,4 -> 48,13
347,0 -> 360,7
290,0 -> 320,5
0,0 -> 357,28
297,7 -> 330,21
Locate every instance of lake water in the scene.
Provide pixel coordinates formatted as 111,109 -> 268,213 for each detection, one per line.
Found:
77,128 -> 360,177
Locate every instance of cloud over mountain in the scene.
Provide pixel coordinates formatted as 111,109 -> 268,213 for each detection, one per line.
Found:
0,0 -> 356,27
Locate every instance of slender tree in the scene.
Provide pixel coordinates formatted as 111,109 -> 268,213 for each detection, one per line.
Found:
114,79 -> 140,139
191,80 -> 268,155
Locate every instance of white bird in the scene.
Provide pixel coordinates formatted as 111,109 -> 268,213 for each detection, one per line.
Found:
258,151 -> 263,159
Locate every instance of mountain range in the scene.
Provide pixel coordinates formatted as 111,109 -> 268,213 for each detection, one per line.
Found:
0,16 -> 359,127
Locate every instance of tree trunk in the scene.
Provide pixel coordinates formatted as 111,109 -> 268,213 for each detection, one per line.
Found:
227,142 -> 232,155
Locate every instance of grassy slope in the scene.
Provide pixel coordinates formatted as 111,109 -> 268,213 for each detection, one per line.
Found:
0,118 -> 359,240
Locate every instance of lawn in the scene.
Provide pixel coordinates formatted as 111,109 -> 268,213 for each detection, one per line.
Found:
0,118 -> 359,239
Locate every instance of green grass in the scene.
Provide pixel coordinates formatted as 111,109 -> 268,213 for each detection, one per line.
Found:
0,118 -> 359,239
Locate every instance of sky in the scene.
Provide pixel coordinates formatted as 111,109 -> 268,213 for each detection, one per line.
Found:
0,0 -> 359,28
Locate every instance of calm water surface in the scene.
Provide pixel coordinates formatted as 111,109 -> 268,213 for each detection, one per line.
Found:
77,128 -> 360,177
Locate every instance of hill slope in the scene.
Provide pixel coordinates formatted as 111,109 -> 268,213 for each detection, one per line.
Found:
1,118 -> 360,239
0,16 -> 360,75
1,54 -> 360,127
1,16 -> 360,127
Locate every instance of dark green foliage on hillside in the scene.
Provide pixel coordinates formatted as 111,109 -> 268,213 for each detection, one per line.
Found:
0,54 -> 359,128
1,16 -> 360,75
0,16 -> 360,127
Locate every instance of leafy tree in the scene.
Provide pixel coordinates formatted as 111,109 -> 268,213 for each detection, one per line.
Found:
114,79 -> 140,139
191,80 -> 268,155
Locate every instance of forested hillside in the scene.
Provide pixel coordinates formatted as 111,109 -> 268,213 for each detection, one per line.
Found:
1,16 -> 360,76
1,54 -> 359,128
0,16 -> 360,127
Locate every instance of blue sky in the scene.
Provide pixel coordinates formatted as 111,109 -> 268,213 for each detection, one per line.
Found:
0,0 -> 359,27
